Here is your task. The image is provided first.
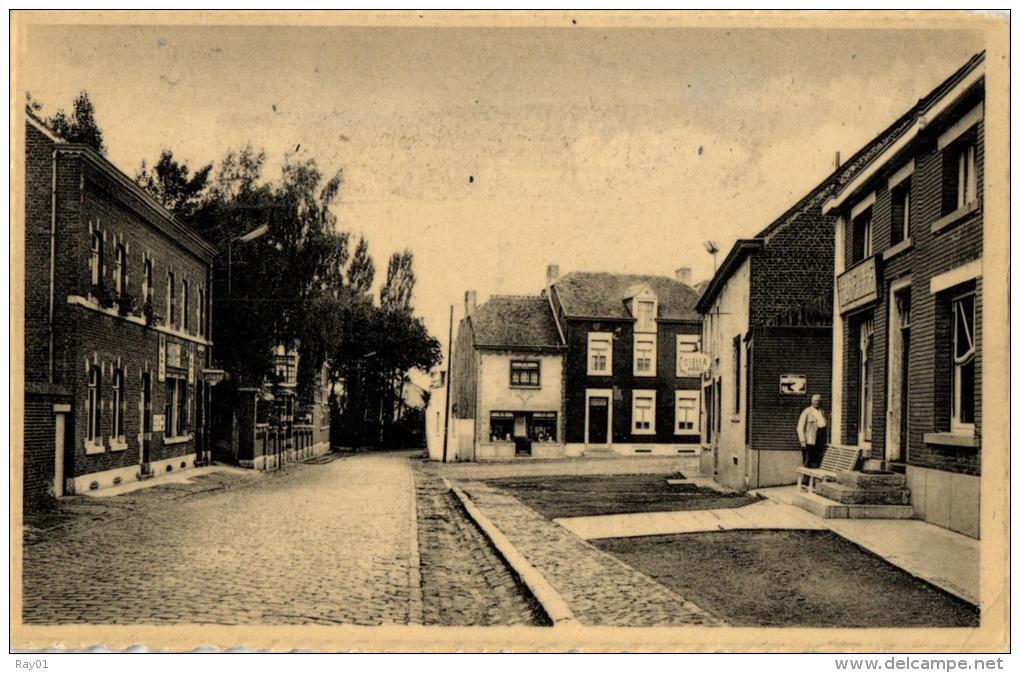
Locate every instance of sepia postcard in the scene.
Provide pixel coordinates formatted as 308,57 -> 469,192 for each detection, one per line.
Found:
9,9 -> 1010,654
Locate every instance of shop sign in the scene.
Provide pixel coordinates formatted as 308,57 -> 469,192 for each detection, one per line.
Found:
158,334 -> 166,382
837,256 -> 880,314
677,352 -> 711,377
779,374 -> 807,395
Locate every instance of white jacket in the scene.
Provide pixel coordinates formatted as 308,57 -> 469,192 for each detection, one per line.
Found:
797,406 -> 828,445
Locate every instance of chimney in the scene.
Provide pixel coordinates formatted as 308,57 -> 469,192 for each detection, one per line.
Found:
464,290 -> 477,316
675,267 -> 692,285
546,264 -> 560,286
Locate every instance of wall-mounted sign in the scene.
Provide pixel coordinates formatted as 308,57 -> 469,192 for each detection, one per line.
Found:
188,344 -> 195,384
780,374 -> 807,395
677,352 -> 711,378
167,342 -> 182,369
158,334 -> 166,382
152,414 -> 166,433
837,255 -> 880,314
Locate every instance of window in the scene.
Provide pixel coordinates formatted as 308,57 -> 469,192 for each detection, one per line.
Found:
952,293 -> 976,433
851,207 -> 873,262
489,412 -> 514,443
859,317 -> 874,444
165,377 -> 188,438
634,335 -> 657,376
943,137 -> 979,216
167,272 -> 177,327
87,364 -> 102,443
632,391 -> 656,434
142,258 -> 153,306
510,361 -> 540,387
675,390 -> 700,435
112,368 -> 125,440
732,335 -> 742,414
90,231 -> 103,288
530,412 -> 557,443
198,286 -> 206,337
141,372 -> 152,434
634,299 -> 656,332
587,332 -> 612,375
182,279 -> 190,331
891,180 -> 911,245
114,244 -> 127,295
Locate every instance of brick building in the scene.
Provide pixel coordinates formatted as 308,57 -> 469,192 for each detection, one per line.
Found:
544,267 -> 704,457
826,53 -> 985,538
695,181 -> 836,491
23,112 -> 218,505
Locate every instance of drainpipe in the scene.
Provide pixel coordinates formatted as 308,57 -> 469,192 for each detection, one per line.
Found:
48,149 -> 58,383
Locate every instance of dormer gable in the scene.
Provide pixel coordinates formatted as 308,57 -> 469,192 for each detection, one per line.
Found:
624,285 -> 658,333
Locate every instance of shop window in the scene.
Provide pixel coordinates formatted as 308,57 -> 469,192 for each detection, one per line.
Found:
634,335 -> 657,376
859,317 -> 874,444
891,180 -> 911,245
489,412 -> 514,443
510,360 -> 540,387
675,390 -> 700,435
587,332 -> 612,375
530,412 -> 557,443
632,391 -> 656,434
952,292 -> 976,433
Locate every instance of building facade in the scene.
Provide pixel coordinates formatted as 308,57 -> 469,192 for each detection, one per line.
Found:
23,113 -> 218,504
826,53 -> 985,538
545,268 -> 704,457
696,184 -> 836,491
449,293 -> 566,461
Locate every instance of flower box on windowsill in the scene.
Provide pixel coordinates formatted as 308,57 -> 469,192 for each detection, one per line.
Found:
931,199 -> 981,234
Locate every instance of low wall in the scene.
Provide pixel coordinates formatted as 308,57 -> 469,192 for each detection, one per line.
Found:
907,465 -> 980,539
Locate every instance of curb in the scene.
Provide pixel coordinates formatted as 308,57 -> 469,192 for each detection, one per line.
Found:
444,478 -> 577,627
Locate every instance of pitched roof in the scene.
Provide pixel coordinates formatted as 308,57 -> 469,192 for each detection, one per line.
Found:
470,295 -> 563,350
550,272 -> 700,321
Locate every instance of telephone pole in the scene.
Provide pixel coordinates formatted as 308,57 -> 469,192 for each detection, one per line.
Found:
442,304 -> 454,463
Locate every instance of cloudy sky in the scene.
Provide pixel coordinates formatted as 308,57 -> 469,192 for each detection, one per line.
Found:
20,19 -> 984,363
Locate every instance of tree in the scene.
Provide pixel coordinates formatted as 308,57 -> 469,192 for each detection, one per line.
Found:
135,149 -> 212,222
380,250 -> 416,312
47,91 -> 106,154
346,237 -> 375,294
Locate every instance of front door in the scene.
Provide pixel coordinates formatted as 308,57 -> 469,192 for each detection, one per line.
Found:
588,396 -> 609,445
886,287 -> 911,464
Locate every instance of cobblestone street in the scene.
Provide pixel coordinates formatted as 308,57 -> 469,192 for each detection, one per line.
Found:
23,453 -> 423,625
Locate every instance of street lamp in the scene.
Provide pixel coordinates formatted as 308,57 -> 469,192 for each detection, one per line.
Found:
703,240 -> 719,274
227,223 -> 270,295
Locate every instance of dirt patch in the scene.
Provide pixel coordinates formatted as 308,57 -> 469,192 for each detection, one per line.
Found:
594,529 -> 979,627
484,473 -> 757,519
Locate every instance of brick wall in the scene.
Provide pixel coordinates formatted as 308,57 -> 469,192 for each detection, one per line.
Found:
450,317 -> 477,419
837,100 -> 983,477
563,318 -> 702,445
24,124 -> 56,383
749,187 -> 835,329
749,326 -> 832,453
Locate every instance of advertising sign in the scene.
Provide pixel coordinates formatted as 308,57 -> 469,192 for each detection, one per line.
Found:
677,352 -> 711,378
158,334 -> 166,382
780,374 -> 807,395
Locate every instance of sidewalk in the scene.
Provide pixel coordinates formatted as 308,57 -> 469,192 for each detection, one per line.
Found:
83,463 -> 255,498
553,484 -> 978,606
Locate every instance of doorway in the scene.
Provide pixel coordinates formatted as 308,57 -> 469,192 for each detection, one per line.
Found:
587,395 -> 610,445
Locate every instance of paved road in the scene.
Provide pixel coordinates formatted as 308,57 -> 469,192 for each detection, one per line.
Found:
23,453 -> 421,625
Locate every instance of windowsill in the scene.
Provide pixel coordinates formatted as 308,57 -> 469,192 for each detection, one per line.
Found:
109,438 -> 128,452
729,414 -> 741,423
923,431 -> 979,448
84,441 -> 105,455
882,238 -> 913,261
675,431 -> 699,437
509,385 -> 541,390
931,199 -> 981,234
163,434 -> 193,446
631,429 -> 656,436
67,295 -> 212,346
633,373 -> 657,378
587,371 -> 611,377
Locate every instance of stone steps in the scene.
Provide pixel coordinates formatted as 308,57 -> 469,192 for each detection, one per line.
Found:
793,491 -> 914,520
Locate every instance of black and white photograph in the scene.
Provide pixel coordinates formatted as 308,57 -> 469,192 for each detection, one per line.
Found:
9,9 -> 1010,655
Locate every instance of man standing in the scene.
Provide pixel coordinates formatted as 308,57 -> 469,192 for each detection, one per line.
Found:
798,394 -> 828,468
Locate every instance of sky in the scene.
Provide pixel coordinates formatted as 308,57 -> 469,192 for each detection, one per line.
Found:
19,20 -> 985,370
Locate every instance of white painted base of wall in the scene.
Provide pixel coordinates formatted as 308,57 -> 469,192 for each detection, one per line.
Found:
564,443 -> 585,458
68,452 -> 197,495
906,465 -> 980,539
609,443 -> 702,457
475,443 -> 567,461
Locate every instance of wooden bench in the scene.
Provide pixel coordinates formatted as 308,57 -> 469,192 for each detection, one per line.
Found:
795,444 -> 862,493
